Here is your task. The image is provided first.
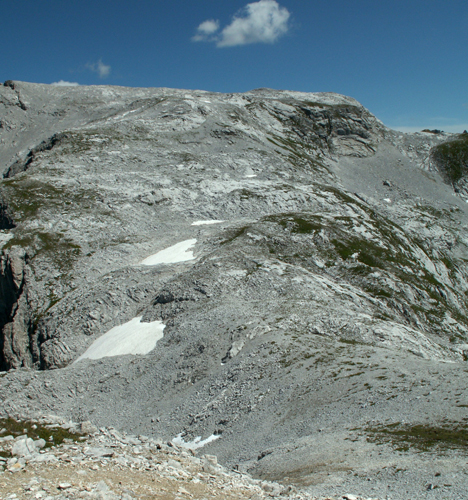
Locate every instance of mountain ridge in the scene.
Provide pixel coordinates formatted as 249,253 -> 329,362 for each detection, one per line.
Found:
1,81 -> 468,499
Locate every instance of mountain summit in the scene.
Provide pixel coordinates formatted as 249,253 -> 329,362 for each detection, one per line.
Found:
1,81 -> 468,498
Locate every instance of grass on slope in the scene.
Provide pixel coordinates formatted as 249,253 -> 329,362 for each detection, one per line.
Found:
365,421 -> 468,453
431,131 -> 468,185
218,206 -> 468,335
0,417 -> 84,458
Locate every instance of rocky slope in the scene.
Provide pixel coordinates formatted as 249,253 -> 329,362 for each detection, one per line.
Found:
1,81 -> 468,499
0,415 -> 306,500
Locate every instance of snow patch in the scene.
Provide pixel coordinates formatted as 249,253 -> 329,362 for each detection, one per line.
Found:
191,220 -> 224,226
245,174 -> 257,178
141,239 -> 196,265
172,433 -> 220,450
74,317 -> 165,362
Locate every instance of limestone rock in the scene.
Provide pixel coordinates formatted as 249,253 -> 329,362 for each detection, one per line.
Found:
11,437 -> 38,457
80,421 -> 99,435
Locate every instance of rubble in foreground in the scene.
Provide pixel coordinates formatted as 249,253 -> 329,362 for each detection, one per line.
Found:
0,416 -> 376,500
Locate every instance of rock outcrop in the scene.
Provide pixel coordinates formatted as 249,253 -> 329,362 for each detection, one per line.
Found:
0,248 -> 34,370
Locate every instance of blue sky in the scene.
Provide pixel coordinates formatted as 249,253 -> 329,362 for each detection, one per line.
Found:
1,0 -> 467,132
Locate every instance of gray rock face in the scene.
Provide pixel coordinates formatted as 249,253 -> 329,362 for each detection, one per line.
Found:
3,132 -> 67,179
0,82 -> 462,369
0,247 -> 33,370
1,81 -> 468,496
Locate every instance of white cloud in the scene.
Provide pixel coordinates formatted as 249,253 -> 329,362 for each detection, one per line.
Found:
86,59 -> 111,78
219,0 -> 290,47
192,19 -> 220,41
51,80 -> 79,86
193,0 -> 290,48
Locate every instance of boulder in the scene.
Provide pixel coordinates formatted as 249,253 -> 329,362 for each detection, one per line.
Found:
11,437 -> 38,457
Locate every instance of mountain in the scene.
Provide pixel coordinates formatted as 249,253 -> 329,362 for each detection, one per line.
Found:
1,81 -> 468,498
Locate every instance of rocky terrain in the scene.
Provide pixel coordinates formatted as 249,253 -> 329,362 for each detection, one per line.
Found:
1,80 -> 468,499
0,415 -> 308,500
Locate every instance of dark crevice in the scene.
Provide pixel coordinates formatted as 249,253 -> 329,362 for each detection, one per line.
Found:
0,255 -> 22,370
3,133 -> 66,178
0,250 -> 36,370
0,200 -> 16,229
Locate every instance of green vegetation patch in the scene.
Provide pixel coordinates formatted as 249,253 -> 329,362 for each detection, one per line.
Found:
431,132 -> 468,185
0,417 -> 84,451
268,210 -> 466,328
264,211 -> 415,273
266,214 -> 324,234
1,179 -> 68,221
235,188 -> 265,201
267,134 -> 325,172
365,422 -> 468,453
220,225 -> 250,245
1,178 -> 101,224
339,338 -> 365,346
217,205 -> 467,332
4,231 -> 81,271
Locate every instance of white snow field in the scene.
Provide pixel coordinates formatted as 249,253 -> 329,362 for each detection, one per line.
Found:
172,433 -> 221,450
191,220 -> 224,226
74,317 -> 165,362
141,239 -> 197,265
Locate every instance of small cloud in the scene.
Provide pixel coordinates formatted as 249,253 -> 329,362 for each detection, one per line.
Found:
193,0 -> 290,48
51,80 -> 79,86
219,0 -> 290,47
192,19 -> 220,42
86,59 -> 111,78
